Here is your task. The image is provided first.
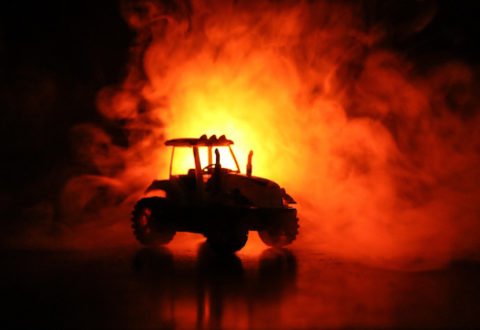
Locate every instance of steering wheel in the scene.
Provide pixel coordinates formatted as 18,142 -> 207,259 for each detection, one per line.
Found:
202,164 -> 217,173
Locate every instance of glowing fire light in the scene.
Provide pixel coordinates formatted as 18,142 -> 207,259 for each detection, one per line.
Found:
86,0 -> 480,269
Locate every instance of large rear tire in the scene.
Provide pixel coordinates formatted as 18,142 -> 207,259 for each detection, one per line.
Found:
131,197 -> 176,245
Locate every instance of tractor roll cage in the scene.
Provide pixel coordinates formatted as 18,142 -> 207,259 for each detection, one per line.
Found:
165,134 -> 233,147
166,134 -> 240,177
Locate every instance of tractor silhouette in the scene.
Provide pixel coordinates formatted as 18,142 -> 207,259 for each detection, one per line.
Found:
131,134 -> 298,253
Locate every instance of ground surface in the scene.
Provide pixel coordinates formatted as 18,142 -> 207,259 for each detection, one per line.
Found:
2,232 -> 480,329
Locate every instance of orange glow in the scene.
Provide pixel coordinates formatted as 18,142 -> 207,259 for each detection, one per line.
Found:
83,0 -> 480,269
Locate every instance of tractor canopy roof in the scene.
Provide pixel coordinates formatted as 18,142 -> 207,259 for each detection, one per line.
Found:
165,134 -> 234,147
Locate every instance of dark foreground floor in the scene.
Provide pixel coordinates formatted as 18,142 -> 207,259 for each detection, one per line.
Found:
2,239 -> 480,329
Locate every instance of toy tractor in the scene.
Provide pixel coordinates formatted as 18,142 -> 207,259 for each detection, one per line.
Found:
131,134 -> 298,253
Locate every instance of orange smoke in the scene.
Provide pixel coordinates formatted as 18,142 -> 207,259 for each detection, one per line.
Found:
87,0 -> 480,269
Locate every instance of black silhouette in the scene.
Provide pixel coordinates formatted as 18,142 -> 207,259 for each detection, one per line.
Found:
131,134 -> 298,253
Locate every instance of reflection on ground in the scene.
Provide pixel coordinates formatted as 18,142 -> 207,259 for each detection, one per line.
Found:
2,241 -> 480,328
133,244 -> 297,329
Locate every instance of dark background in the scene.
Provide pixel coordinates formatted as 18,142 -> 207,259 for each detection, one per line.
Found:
1,0 -> 480,224
0,0 -> 133,225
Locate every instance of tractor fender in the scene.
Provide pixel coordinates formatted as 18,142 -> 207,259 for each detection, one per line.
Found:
280,188 -> 296,204
145,180 -> 171,194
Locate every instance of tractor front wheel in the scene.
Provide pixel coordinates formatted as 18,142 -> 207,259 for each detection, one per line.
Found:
259,214 -> 298,248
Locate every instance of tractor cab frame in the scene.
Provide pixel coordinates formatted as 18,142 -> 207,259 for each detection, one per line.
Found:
167,134 -> 241,177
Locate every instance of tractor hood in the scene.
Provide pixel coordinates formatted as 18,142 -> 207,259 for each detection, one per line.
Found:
222,174 -> 296,207
145,179 -> 171,193
242,176 -> 296,203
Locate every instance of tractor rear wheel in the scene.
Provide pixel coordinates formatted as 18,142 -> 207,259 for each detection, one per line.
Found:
131,197 -> 176,245
259,214 -> 298,248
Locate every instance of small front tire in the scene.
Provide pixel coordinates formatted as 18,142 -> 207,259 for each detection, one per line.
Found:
259,215 -> 298,248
